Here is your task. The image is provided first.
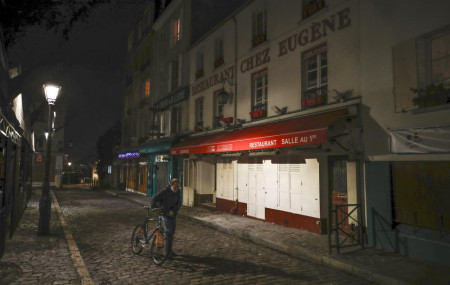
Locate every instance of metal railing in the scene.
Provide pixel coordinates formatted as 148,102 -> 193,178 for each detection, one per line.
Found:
328,203 -> 364,254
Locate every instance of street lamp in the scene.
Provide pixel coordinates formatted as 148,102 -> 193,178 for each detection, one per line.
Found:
38,83 -> 61,235
68,162 -> 72,185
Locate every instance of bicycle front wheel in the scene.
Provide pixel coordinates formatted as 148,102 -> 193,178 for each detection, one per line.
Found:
131,224 -> 145,254
150,229 -> 168,265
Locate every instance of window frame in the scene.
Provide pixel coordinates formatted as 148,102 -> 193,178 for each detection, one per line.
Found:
301,0 -> 326,20
214,89 -> 225,128
196,52 -> 204,79
250,68 -> 268,120
214,38 -> 224,68
301,43 -> 328,109
252,9 -> 267,47
412,25 -> 450,112
195,97 -> 204,129
170,105 -> 181,135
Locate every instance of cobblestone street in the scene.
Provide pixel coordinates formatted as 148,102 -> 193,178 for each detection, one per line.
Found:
54,188 -> 374,284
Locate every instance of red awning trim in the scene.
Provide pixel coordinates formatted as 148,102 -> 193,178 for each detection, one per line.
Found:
170,108 -> 348,155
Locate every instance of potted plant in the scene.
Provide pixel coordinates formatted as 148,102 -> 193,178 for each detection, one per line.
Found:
411,83 -> 450,108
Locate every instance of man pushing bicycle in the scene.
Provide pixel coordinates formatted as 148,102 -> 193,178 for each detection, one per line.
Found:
150,178 -> 182,259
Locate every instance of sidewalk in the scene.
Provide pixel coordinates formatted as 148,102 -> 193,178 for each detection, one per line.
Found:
104,189 -> 450,285
0,190 -> 81,284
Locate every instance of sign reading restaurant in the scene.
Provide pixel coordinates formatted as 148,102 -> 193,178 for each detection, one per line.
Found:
170,129 -> 327,155
191,66 -> 234,96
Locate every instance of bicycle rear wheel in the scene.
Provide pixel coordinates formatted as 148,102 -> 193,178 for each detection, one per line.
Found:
131,224 -> 145,254
150,229 -> 168,265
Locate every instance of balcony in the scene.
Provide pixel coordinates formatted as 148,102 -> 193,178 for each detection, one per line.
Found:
249,102 -> 267,120
301,86 -> 328,108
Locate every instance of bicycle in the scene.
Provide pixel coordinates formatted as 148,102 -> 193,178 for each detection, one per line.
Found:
131,206 -> 168,265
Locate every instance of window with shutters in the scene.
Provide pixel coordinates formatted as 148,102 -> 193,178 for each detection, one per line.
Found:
251,69 -> 268,120
213,89 -> 225,128
393,25 -> 450,113
302,43 -> 328,109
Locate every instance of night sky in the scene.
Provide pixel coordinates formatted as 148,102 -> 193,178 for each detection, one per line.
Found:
7,2 -> 147,162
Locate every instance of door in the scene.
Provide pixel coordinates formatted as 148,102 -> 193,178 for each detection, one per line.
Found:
263,160 -> 278,209
330,157 -> 351,234
237,163 -> 248,203
155,162 -> 169,193
248,163 -> 265,219
217,162 -> 234,200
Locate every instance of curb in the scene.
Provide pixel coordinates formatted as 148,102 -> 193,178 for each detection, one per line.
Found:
51,190 -> 95,285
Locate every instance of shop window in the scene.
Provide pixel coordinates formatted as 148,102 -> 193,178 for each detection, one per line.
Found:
302,43 -> 328,108
195,97 -> 204,131
250,69 -> 268,120
252,9 -> 267,47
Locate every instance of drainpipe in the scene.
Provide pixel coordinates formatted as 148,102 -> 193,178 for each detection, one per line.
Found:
232,15 -> 238,123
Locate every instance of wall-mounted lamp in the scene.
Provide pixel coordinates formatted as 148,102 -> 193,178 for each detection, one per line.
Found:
217,89 -> 230,105
217,78 -> 234,104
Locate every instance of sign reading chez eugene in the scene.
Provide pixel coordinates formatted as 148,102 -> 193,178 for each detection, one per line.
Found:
190,7 -> 351,95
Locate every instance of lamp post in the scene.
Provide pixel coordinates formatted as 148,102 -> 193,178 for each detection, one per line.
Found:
38,83 -> 61,235
68,162 -> 72,184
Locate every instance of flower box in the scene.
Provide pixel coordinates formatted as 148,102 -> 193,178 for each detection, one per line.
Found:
214,57 -> 224,68
301,94 -> 327,108
252,33 -> 266,47
249,109 -> 267,120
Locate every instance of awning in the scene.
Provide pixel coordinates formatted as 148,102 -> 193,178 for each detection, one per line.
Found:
140,137 -> 176,154
170,109 -> 348,155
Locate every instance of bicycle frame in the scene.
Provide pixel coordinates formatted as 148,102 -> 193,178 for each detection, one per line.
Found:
143,206 -> 161,243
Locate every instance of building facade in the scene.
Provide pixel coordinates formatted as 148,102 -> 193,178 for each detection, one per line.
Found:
172,0 -> 362,235
360,0 -> 450,266
0,28 -> 33,259
120,0 -> 450,266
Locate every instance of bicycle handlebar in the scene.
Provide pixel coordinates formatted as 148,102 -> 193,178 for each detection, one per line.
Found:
144,205 -> 163,212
